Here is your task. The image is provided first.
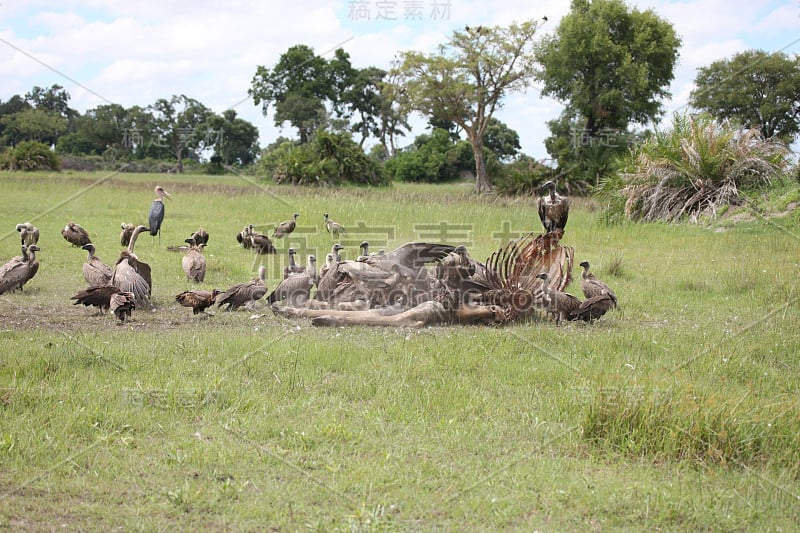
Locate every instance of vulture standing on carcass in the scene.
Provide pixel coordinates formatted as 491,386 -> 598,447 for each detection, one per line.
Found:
324,213 -> 346,238
111,225 -> 152,306
120,223 -> 136,246
176,288 -> 222,315
537,180 -> 569,234
216,266 -> 267,311
0,245 -> 41,295
62,221 -> 91,247
272,213 -> 299,239
71,285 -> 135,321
536,272 -> 581,325
578,261 -> 618,307
81,243 -> 113,287
267,255 -> 317,307
148,185 -> 171,243
16,222 -> 39,247
181,238 -> 206,283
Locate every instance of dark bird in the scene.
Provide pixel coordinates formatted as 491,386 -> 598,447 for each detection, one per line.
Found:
111,225 -> 152,306
216,266 -> 267,311
267,255 -> 317,307
81,243 -> 113,287
191,228 -> 209,246
537,180 -> 569,234
536,272 -> 581,325
176,288 -> 222,315
148,185 -> 172,242
236,224 -> 254,249
331,243 -> 345,263
250,231 -> 276,255
569,293 -> 615,323
62,221 -> 91,247
578,261 -> 618,307
182,238 -> 207,283
283,248 -> 305,279
71,285 -> 135,321
16,222 -> 39,246
0,244 -> 40,295
272,213 -> 299,239
542,16 -> 548,21
357,241 -> 370,261
120,223 -> 135,246
324,213 -> 346,238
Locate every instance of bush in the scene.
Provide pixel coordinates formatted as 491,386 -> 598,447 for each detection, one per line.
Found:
493,155 -> 557,196
0,141 -> 62,171
612,113 -> 790,222
385,129 -> 474,183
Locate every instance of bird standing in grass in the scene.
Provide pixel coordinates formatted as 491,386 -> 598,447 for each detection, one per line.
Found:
216,266 -> 267,311
16,222 -> 39,247
62,221 -> 91,247
273,213 -> 299,239
324,213 -> 346,239
148,185 -> 171,243
181,237 -> 207,283
81,243 -> 113,287
578,261 -> 618,307
176,289 -> 221,315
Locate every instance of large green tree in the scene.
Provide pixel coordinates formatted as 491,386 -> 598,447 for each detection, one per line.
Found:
250,45 -> 334,144
148,95 -> 211,173
392,21 -> 541,193
536,0 -> 680,180
690,50 -> 800,143
198,109 -> 260,166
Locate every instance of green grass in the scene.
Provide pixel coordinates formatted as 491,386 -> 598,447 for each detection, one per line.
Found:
1,171 -> 799,530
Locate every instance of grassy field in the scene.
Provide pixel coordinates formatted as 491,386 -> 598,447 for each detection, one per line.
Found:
1,170 -> 799,531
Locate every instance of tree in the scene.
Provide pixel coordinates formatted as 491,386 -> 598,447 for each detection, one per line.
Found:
392,21 -> 541,193
250,45 -> 334,144
690,50 -> 800,143
148,95 -> 211,172
482,117 -> 520,161
536,0 -> 680,180
198,109 -> 260,166
25,84 -> 73,117
0,108 -> 67,146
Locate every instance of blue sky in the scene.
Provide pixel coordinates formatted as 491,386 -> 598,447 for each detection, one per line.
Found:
2,1 -> 799,159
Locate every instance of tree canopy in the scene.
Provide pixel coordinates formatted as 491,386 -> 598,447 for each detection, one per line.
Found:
391,20 -> 541,193
690,50 -> 800,143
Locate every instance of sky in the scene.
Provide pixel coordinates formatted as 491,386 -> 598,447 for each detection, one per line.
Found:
1,0 -> 799,160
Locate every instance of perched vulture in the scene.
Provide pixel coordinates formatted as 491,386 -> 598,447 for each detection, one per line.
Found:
81,243 -> 113,287
268,255 -> 317,307
62,222 -> 91,247
324,213 -> 346,238
176,289 -> 222,315
181,238 -> 206,283
16,222 -> 39,247
0,245 -> 40,294
537,180 -> 569,234
579,261 -> 618,307
216,266 -> 267,311
111,225 -> 152,306
272,213 -> 299,238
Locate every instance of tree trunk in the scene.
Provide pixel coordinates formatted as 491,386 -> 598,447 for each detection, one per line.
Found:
175,145 -> 184,173
470,135 -> 493,194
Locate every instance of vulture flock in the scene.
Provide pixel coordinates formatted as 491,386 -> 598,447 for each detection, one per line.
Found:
0,180 -> 618,327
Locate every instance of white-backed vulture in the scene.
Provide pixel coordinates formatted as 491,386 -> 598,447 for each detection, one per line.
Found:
268,255 -> 317,307
120,223 -> 135,246
176,288 -> 221,315
250,232 -> 276,255
191,228 -> 209,246
0,245 -> 40,294
81,243 -> 113,287
111,225 -> 152,306
537,180 -> 569,234
216,266 -> 267,311
16,222 -> 39,246
324,213 -> 346,238
272,213 -> 299,238
536,272 -> 581,325
236,224 -> 254,249
181,238 -> 206,283
71,284 -> 135,320
62,221 -> 91,247
569,293 -> 615,322
579,261 -> 618,307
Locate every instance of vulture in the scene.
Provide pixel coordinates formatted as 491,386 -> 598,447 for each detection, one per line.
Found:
111,225 -> 152,306
148,185 -> 171,241
236,224 -> 254,249
537,180 -> 569,234
62,221 -> 91,247
579,261 -> 618,307
120,223 -> 135,246
569,293 -> 615,323
216,266 -> 267,311
314,253 -> 338,303
0,245 -> 40,295
16,222 -> 39,246
181,238 -> 206,283
536,272 -> 581,325
272,213 -> 299,238
71,285 -> 136,321
81,243 -> 113,287
191,228 -> 209,246
176,289 -> 221,315
324,213 -> 346,238
283,248 -> 305,278
267,255 -> 317,307
250,231 -> 276,255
